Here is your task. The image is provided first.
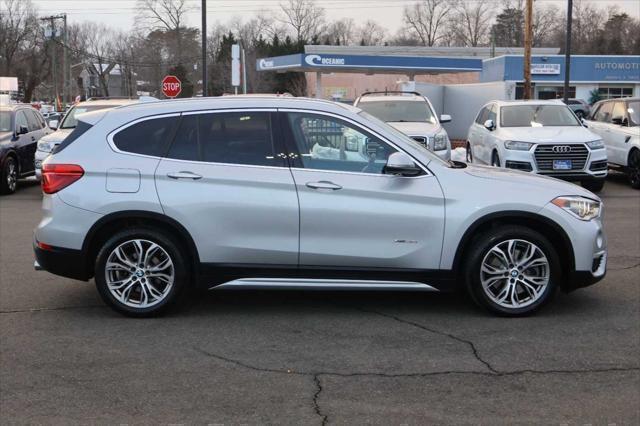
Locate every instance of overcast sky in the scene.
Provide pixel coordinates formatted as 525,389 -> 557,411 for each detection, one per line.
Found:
28,0 -> 640,34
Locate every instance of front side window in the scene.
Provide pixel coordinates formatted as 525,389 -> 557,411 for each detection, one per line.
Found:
500,105 -> 580,127
15,111 -> 28,132
113,116 -> 179,157
166,111 -> 280,167
594,102 -> 613,122
487,104 -> 497,123
286,112 -> 397,174
26,110 -> 42,132
357,100 -> 436,124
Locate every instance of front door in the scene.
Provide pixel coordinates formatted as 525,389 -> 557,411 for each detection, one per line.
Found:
281,110 -> 445,270
155,110 -> 299,266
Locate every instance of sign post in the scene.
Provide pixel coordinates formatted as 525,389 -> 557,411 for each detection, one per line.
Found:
231,44 -> 240,95
162,75 -> 182,98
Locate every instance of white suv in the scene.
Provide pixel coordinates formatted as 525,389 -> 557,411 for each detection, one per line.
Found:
354,91 -> 452,161
34,96 -> 606,317
466,100 -> 608,192
585,97 -> 640,189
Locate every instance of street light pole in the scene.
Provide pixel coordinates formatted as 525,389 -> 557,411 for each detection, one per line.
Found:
563,0 -> 573,103
523,0 -> 533,100
201,0 -> 207,97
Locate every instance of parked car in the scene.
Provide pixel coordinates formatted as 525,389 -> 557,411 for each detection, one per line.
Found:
354,91 -> 452,161
563,99 -> 591,119
35,98 -> 141,180
0,104 -> 52,194
584,97 -> 640,189
465,100 -> 608,193
34,96 -> 607,317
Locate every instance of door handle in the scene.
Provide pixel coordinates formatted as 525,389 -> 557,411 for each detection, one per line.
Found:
306,181 -> 342,190
31,136 -> 36,141
167,171 -> 203,180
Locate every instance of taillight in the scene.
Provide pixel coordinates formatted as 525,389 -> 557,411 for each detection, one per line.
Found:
41,164 -> 84,194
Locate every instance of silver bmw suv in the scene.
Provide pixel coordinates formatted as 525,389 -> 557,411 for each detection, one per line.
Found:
34,97 -> 607,317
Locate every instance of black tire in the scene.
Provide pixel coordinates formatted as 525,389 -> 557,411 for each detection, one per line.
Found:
582,178 -> 605,193
491,151 -> 501,167
0,156 -> 18,195
466,142 -> 473,163
94,227 -> 189,317
627,149 -> 640,190
464,225 -> 560,316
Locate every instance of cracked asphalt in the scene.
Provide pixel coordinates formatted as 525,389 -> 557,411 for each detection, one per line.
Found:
1,175 -> 639,425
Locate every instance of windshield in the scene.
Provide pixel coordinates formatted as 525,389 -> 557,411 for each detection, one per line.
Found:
628,101 -> 639,126
0,111 -> 11,132
60,104 -> 118,129
357,110 -> 450,167
500,105 -> 581,127
358,100 -> 437,124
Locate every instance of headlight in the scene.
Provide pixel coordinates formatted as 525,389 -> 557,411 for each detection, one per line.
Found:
37,141 -> 52,153
586,139 -> 605,150
551,196 -> 601,221
504,140 -> 533,151
433,130 -> 449,151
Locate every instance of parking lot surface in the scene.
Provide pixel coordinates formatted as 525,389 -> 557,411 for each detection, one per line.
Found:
1,176 -> 639,425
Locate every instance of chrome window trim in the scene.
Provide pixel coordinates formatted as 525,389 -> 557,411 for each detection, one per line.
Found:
278,107 -> 432,177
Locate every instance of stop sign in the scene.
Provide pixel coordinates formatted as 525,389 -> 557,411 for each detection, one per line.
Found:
162,75 -> 182,98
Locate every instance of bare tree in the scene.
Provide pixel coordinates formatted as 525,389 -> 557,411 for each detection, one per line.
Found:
451,0 -> 492,47
278,0 -> 326,43
136,0 -> 192,62
403,0 -> 457,46
79,22 -> 118,97
0,0 -> 38,75
326,18 -> 355,45
532,4 -> 559,47
357,20 -> 387,46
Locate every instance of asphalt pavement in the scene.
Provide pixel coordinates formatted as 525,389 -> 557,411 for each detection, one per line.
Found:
1,175 -> 639,425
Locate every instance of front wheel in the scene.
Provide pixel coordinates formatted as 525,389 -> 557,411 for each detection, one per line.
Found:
0,156 -> 18,195
628,149 -> 640,189
94,228 -> 189,317
465,226 -> 559,316
466,142 -> 473,163
582,178 -> 605,193
491,151 -> 501,167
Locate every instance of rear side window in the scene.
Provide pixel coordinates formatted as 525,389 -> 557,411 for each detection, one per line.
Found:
53,121 -> 94,154
166,111 -> 282,167
113,116 -> 179,157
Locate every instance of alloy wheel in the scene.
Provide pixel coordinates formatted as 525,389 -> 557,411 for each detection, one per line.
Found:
105,239 -> 175,308
6,159 -> 17,192
629,150 -> 640,188
480,239 -> 550,309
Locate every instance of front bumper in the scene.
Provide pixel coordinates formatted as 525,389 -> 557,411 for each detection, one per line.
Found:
501,145 -> 607,181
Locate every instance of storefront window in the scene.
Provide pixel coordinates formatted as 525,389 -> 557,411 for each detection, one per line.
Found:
597,87 -> 634,100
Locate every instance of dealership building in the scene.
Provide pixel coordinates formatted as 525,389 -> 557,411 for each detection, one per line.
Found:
256,46 -> 639,140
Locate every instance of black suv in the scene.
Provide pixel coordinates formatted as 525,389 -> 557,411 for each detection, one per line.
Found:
0,104 -> 51,194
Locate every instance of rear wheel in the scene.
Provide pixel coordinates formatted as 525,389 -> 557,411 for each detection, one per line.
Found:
628,149 -> 640,189
94,228 -> 189,317
465,226 -> 559,316
582,178 -> 605,193
0,156 -> 18,195
466,142 -> 473,163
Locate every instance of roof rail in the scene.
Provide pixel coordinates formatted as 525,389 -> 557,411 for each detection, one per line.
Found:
359,91 -> 423,98
85,96 -> 136,101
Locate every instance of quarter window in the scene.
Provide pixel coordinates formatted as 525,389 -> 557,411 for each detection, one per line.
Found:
286,112 -> 397,174
165,111 -> 281,167
113,116 -> 179,157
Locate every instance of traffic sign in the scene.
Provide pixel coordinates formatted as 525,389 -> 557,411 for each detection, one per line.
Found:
162,75 -> 182,98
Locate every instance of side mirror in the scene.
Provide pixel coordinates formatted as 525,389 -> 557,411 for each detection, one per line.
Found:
440,114 -> 452,123
48,119 -> 58,130
17,125 -> 29,135
384,152 -> 421,177
483,119 -> 495,131
581,118 -> 588,128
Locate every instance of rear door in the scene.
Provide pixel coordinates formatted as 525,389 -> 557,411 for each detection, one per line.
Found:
14,110 -> 34,175
155,110 -> 299,266
281,110 -> 445,270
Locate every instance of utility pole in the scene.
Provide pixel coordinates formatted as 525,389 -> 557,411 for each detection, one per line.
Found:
523,0 -> 533,100
63,14 -> 69,104
563,0 -> 573,104
201,0 -> 207,97
41,14 -> 67,107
